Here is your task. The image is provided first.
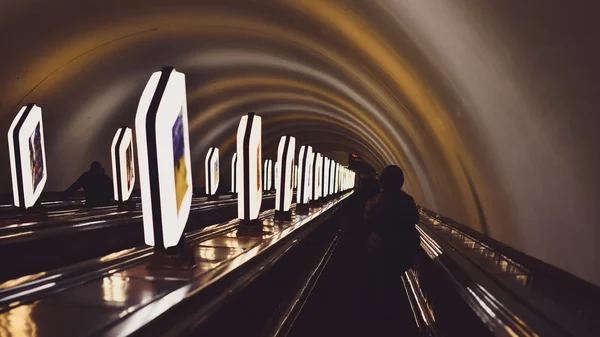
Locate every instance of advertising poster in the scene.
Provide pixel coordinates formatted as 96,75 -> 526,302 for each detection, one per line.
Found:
111,127 -> 135,202
136,68 -> 192,249
323,158 -> 330,197
297,145 -> 313,205
256,140 -> 262,196
205,147 -> 220,195
289,159 -> 295,191
28,122 -> 44,195
172,110 -> 188,215
275,136 -> 295,212
126,141 -> 134,193
231,153 -> 237,193
8,104 -> 47,208
264,160 -> 272,191
274,162 -> 278,190
293,165 -> 297,189
213,159 -> 219,190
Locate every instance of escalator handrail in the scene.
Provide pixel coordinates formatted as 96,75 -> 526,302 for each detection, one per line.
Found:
0,195 -> 276,245
418,207 -> 599,336
0,209 -> 276,312
419,207 -> 600,316
417,222 -> 547,336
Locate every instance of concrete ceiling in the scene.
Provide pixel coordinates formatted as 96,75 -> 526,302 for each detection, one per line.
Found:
0,0 -> 599,285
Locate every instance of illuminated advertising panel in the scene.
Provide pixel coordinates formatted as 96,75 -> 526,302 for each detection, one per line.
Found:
205,147 -> 219,196
321,157 -> 329,198
297,145 -> 313,205
231,153 -> 237,193
311,152 -> 322,201
135,68 -> 192,249
346,170 -> 350,190
332,162 -> 337,194
263,159 -> 273,191
236,113 -> 262,221
335,163 -> 341,193
293,164 -> 298,189
274,161 -> 278,191
8,104 -> 47,209
339,164 -> 343,192
348,168 -> 352,189
275,136 -> 296,212
329,160 -> 336,195
111,127 -> 135,202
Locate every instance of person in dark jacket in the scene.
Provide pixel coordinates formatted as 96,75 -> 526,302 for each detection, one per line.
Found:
361,165 -> 420,319
63,161 -> 113,207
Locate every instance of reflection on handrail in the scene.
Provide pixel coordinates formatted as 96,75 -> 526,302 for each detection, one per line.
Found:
416,226 -> 441,258
100,248 -> 138,262
0,283 -> 56,303
0,272 -> 49,291
0,231 -> 33,240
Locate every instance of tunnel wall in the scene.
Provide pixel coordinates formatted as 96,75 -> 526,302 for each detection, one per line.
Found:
0,0 -> 598,285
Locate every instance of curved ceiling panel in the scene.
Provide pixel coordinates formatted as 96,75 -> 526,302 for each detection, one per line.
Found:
0,0 -> 598,284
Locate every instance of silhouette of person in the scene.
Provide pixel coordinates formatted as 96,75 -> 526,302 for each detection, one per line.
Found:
361,165 -> 420,319
353,172 -> 379,213
64,161 -> 114,207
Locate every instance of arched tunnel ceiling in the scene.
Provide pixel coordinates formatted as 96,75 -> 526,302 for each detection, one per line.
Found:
0,1 -> 599,285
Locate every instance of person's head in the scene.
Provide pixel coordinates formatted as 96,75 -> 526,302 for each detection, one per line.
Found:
380,165 -> 404,191
89,161 -> 103,174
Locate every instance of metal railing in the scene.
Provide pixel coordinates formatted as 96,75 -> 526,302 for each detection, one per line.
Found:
403,207 -> 600,337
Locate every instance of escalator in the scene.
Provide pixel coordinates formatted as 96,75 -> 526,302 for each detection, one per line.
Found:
263,192 -> 419,337
1,190 -> 597,337
0,192 -> 352,337
0,193 -> 277,282
280,203 -> 600,337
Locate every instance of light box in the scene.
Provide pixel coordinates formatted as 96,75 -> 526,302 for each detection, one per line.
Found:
297,145 -> 313,205
323,158 -> 330,197
274,161 -> 278,190
263,159 -> 273,191
135,68 -> 192,249
236,113 -> 262,222
348,170 -> 352,189
335,162 -> 340,193
311,152 -> 322,201
293,164 -> 298,189
8,104 -> 47,209
340,165 -> 344,191
329,160 -> 336,196
205,147 -> 219,196
231,153 -> 237,193
275,136 -> 295,212
111,127 -> 135,202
